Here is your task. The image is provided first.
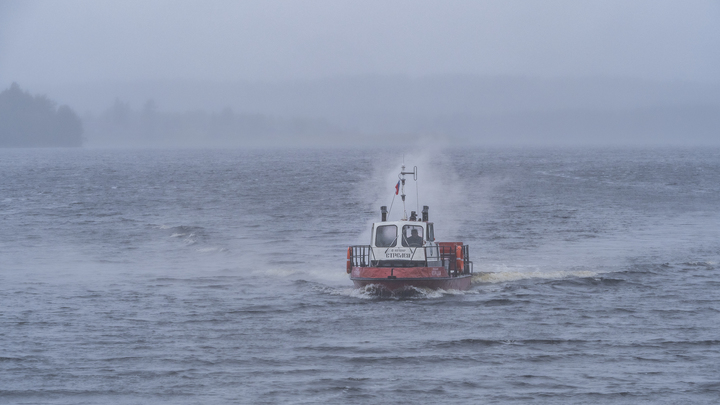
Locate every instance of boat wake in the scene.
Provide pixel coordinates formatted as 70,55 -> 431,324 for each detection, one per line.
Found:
317,270 -> 603,300
472,269 -> 599,284
328,284 -> 477,299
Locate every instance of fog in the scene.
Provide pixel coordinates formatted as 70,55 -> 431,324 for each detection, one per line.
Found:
1,0 -> 719,147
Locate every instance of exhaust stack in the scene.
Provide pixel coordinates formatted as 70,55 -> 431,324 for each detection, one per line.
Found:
422,206 -> 429,221
380,206 -> 388,221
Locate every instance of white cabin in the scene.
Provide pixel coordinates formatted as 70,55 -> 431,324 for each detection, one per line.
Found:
368,219 -> 442,267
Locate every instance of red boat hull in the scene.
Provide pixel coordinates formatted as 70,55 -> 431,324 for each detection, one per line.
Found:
349,266 -> 472,291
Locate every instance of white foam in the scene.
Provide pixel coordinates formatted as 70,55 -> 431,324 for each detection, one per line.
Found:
472,270 -> 598,284
327,284 -> 478,299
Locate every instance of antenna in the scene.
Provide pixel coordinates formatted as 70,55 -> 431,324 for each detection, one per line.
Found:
398,164 -> 418,221
416,172 -> 419,215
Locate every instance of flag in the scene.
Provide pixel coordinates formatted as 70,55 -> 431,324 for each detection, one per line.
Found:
395,180 -> 400,195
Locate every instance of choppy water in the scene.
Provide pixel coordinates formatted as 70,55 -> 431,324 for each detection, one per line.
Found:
1,147 -> 719,404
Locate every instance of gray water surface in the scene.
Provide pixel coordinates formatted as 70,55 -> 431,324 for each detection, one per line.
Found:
1,147 -> 719,404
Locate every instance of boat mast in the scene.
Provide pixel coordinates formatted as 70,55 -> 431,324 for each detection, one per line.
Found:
399,164 -> 417,221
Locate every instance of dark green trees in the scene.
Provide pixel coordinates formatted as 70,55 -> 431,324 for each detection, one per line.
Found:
0,83 -> 83,147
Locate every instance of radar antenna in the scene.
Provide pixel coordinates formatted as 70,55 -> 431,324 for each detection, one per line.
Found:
398,164 -> 417,220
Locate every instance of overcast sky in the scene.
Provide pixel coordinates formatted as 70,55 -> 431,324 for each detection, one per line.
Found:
1,0 -> 719,87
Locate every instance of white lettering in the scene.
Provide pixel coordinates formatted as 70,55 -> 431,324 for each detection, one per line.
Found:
385,253 -> 412,258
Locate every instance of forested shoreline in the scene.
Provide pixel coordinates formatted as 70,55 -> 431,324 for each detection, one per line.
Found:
3,77 -> 719,148
0,83 -> 83,147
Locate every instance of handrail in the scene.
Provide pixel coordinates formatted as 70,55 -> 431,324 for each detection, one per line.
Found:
348,244 -> 472,277
349,245 -> 373,267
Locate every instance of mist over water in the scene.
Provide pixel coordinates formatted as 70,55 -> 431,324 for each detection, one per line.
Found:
4,2 -> 720,148
3,2 -> 720,401
2,147 -> 720,403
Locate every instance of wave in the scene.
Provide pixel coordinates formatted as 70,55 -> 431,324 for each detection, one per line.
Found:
195,247 -> 226,253
472,269 -> 599,284
681,261 -> 716,268
326,284 -> 478,300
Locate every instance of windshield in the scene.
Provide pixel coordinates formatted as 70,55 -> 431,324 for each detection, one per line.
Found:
375,225 -> 397,247
401,225 -> 424,247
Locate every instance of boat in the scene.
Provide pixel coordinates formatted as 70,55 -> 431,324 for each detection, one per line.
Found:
346,164 -> 473,291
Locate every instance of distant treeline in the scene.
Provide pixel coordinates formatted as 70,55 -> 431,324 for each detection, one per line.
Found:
12,76 -> 718,148
0,83 -> 83,147
73,77 -> 720,147
82,98 -> 347,147
367,105 -> 720,145
82,99 -> 720,147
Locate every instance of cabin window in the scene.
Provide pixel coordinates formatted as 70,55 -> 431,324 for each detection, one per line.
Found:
375,225 -> 397,247
401,225 -> 424,247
